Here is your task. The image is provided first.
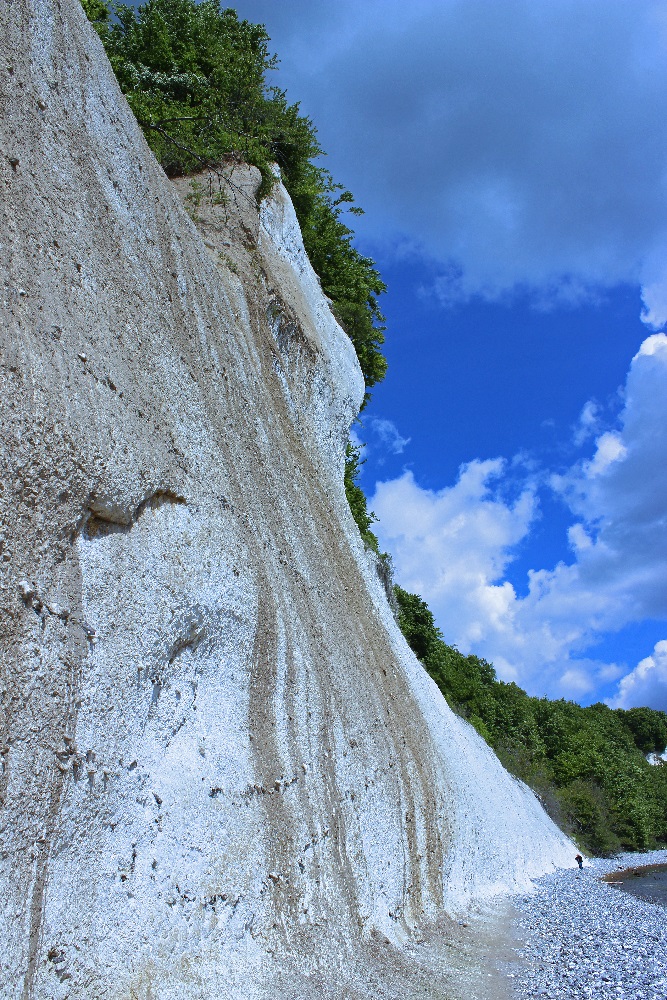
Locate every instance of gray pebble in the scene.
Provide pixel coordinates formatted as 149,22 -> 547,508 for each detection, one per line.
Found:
511,850 -> 667,1000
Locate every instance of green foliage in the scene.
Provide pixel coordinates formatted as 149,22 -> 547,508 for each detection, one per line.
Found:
81,0 -> 110,22
292,167 -> 387,399
394,588 -> 442,661
344,441 -> 380,553
342,441 -> 394,607
558,780 -> 621,857
617,706 -> 667,755
99,0 -> 282,182
82,0 -> 386,395
394,583 -> 667,855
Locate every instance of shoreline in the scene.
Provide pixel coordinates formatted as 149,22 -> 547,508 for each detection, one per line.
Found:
510,849 -> 667,999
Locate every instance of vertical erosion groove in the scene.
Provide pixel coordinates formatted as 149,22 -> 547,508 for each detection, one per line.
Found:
21,594 -> 86,1000
232,263 -> 450,951
16,580 -> 87,1000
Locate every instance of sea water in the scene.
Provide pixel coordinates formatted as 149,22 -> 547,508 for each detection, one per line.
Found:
603,863 -> 667,907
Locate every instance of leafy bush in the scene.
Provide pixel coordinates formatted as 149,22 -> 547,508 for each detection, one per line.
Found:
617,706 -> 667,755
394,583 -> 667,855
558,780 -> 621,856
83,0 -> 386,396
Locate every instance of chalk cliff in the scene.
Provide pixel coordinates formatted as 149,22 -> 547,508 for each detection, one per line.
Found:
0,2 -> 573,997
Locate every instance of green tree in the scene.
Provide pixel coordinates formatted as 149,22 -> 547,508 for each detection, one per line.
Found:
394,586 -> 442,662
617,706 -> 667,755
81,0 -> 109,23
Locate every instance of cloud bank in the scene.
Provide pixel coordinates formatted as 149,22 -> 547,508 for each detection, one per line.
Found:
236,0 -> 667,314
371,334 -> 667,701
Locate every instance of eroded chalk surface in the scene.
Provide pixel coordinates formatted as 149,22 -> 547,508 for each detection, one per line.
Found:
1,2 -> 572,997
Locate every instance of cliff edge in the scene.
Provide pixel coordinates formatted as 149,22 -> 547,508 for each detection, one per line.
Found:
0,2 -> 573,997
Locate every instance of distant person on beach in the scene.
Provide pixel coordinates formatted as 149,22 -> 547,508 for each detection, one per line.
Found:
575,855 -> 583,869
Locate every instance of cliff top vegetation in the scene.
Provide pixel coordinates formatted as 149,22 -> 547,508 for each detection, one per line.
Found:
83,0 -> 387,399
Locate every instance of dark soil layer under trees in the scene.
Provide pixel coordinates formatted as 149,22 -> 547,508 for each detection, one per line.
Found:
82,0 -> 667,860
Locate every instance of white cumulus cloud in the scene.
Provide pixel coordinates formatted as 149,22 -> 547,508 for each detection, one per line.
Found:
609,641 -> 667,711
573,400 -> 601,447
371,459 -> 537,654
371,334 -> 667,702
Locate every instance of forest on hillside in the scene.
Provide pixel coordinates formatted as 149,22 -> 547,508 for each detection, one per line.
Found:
395,585 -> 667,855
82,0 -> 667,857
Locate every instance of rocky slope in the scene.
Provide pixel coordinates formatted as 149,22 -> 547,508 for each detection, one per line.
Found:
0,2 -> 573,997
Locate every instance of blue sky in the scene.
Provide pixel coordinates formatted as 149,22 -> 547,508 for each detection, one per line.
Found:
231,0 -> 667,710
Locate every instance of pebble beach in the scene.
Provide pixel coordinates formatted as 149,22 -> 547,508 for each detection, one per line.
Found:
512,850 -> 667,999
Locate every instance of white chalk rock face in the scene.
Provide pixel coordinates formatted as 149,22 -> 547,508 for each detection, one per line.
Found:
0,2 -> 573,997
